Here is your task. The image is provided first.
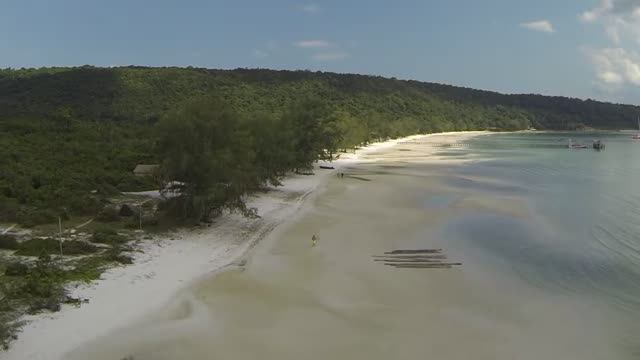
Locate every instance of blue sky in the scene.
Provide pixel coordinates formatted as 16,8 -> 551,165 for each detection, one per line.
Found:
2,0 -> 640,104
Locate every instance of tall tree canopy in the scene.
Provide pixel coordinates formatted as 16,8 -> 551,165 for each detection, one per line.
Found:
157,98 -> 258,220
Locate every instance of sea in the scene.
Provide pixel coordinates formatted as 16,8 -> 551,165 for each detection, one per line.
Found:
68,132 -> 640,360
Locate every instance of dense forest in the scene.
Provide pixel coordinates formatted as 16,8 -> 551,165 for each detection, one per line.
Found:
0,66 -> 638,225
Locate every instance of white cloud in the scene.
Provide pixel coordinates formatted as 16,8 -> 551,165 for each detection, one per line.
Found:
599,70 -> 624,84
520,20 -> 555,33
294,40 -> 331,48
311,52 -> 349,61
581,0 -> 640,43
587,47 -> 640,90
580,0 -> 614,22
581,1 -> 640,92
300,4 -> 320,13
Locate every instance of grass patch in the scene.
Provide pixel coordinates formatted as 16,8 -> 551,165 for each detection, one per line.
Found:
0,228 -> 140,349
91,227 -> 129,244
102,245 -> 134,265
4,262 -> 28,276
15,238 -> 98,256
65,256 -> 111,282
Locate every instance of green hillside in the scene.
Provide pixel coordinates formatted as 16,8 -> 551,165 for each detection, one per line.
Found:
0,66 -> 637,226
1,66 -> 637,130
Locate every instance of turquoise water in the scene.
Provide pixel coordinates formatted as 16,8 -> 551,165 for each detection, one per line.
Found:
441,132 -> 640,355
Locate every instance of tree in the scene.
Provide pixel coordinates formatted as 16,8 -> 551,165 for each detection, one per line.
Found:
282,98 -> 342,172
246,112 -> 295,187
51,106 -> 75,132
157,97 -> 258,221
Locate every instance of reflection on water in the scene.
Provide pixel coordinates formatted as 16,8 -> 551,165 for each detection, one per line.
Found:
68,133 -> 640,360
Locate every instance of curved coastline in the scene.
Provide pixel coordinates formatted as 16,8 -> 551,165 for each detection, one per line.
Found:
0,131 -> 488,360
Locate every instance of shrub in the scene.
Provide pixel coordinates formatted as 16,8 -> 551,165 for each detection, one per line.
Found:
96,206 -> 120,222
96,183 -> 120,197
22,251 -> 64,299
16,238 -> 98,256
0,322 -> 18,350
124,214 -> 158,229
17,208 -> 58,227
91,227 -> 128,244
28,298 -> 61,313
0,196 -> 19,222
103,245 -> 133,265
62,240 -> 99,255
4,262 -> 28,276
0,235 -> 19,250
117,175 -> 156,192
68,195 -> 102,214
15,238 -> 60,256
118,204 -> 138,217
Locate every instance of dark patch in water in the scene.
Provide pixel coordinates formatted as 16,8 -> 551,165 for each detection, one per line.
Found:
443,214 -> 640,312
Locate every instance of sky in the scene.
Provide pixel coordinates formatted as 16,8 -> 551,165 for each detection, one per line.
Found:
2,0 -> 640,104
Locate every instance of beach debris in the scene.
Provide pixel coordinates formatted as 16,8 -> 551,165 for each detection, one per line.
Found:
346,175 -> 370,182
374,249 -> 461,269
319,165 -> 335,169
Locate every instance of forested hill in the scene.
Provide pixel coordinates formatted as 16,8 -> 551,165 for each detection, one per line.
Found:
1,65 -> 638,228
1,66 -> 637,130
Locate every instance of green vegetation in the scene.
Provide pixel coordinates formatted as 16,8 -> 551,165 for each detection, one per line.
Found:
157,97 -> 341,220
0,233 -> 136,347
91,227 -> 128,244
0,235 -> 19,250
0,65 -> 637,226
4,262 -> 28,277
0,65 -> 638,349
15,238 -> 98,256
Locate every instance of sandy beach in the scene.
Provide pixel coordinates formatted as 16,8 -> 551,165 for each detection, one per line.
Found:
0,131 -> 488,360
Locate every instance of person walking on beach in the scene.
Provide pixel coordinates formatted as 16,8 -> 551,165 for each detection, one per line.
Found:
312,234 -> 319,247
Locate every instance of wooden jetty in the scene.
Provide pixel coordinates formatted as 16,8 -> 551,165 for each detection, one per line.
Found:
374,249 -> 461,270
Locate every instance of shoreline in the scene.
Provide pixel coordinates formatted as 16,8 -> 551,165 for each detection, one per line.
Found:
0,130 -> 489,360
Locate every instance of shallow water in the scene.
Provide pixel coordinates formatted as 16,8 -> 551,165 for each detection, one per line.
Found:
69,132 -> 640,359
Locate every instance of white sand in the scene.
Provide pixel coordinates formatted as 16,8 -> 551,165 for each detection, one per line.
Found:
0,131 -> 487,360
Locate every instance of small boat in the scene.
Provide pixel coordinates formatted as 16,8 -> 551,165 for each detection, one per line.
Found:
568,138 -> 588,149
592,140 -> 605,150
633,118 -> 640,139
